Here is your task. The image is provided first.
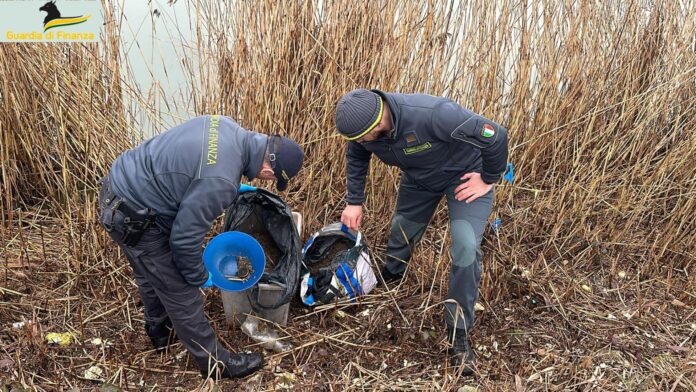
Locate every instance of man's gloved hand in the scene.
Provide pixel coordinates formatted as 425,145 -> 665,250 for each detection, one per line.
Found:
200,272 -> 214,289
239,184 -> 257,193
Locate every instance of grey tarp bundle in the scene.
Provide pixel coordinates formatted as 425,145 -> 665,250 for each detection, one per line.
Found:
300,223 -> 377,305
223,189 -> 301,310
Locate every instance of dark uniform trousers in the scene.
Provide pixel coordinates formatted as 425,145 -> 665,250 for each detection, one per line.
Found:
98,176 -> 231,373
384,174 -> 493,335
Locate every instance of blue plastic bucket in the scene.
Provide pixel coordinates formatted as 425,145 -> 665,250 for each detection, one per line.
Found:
203,231 -> 266,292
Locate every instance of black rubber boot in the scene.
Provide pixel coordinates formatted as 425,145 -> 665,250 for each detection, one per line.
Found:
145,318 -> 177,352
447,326 -> 476,376
379,265 -> 404,286
222,352 -> 264,378
202,352 -> 264,379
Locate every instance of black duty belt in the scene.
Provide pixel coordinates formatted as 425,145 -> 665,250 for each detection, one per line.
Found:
102,177 -> 157,247
113,198 -> 157,247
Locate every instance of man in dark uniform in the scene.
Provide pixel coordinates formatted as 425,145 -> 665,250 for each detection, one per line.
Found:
97,115 -> 303,378
335,89 -> 508,375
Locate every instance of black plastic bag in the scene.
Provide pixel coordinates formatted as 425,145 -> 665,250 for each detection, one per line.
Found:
223,189 -> 301,310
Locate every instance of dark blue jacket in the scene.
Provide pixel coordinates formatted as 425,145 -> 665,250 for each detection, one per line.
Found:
345,90 -> 509,205
109,115 -> 267,286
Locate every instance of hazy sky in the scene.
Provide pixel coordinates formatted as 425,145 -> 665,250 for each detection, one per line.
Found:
119,0 -> 200,137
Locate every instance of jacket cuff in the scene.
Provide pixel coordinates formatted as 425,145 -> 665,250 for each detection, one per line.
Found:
184,264 -> 209,287
346,196 -> 365,205
481,172 -> 501,185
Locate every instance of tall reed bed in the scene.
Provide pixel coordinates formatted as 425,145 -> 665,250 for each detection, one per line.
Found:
0,23 -> 131,210
189,3 -> 696,386
195,1 -> 695,288
0,3 -> 132,274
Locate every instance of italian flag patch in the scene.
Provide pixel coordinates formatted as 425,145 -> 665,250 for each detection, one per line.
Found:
481,123 -> 495,138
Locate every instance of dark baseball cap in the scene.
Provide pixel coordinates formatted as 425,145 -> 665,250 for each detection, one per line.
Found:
268,135 -> 304,191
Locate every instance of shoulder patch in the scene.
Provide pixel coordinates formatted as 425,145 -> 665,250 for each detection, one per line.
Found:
481,123 -> 495,138
451,116 -> 498,148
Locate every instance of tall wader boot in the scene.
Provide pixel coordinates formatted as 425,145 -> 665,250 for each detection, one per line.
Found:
98,176 -> 263,379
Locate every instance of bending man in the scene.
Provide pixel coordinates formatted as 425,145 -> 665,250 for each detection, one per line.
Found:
98,115 -> 303,378
335,89 -> 508,375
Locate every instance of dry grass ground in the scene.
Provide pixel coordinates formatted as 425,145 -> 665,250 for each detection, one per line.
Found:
2,1 -> 695,391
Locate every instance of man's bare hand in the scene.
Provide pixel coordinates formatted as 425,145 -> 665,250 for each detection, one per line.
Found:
341,205 -> 363,231
454,172 -> 493,203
